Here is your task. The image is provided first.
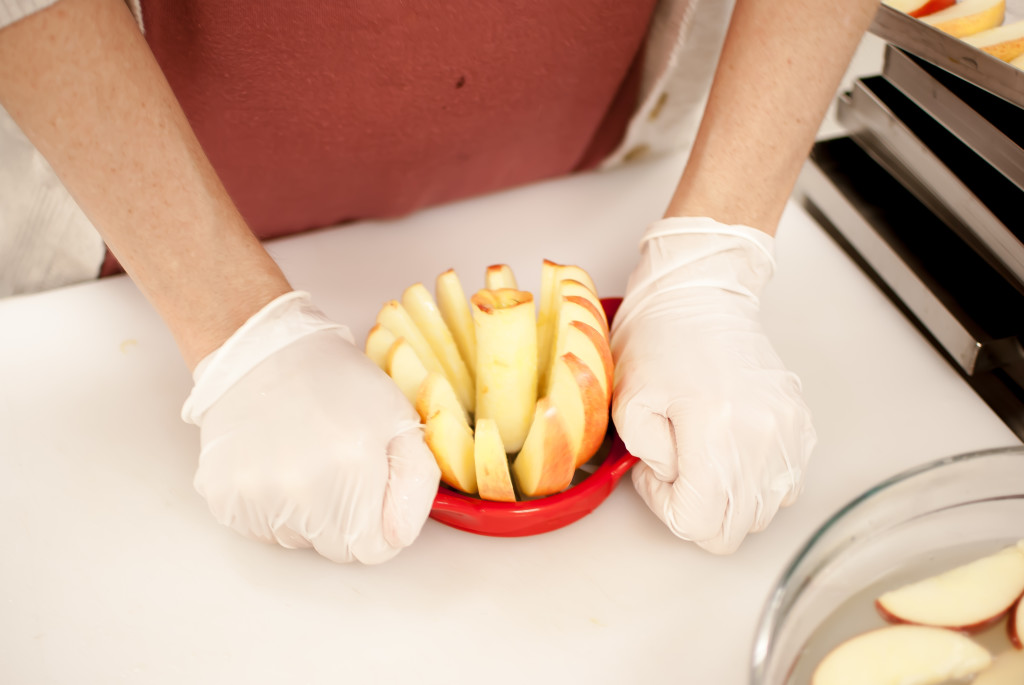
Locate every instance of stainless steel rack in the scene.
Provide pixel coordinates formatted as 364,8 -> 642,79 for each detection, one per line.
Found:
798,4 -> 1024,439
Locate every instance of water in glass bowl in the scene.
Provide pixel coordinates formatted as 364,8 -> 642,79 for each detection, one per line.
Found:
785,538 -> 1021,685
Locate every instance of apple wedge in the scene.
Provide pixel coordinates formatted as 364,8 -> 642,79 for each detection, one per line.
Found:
547,352 -> 609,468
963,20 -> 1024,61
1009,595 -> 1023,649
883,0 -> 955,17
423,407 -> 477,494
416,371 -> 470,425
376,300 -> 447,379
921,0 -> 1006,38
474,418 -> 516,502
435,269 -> 476,373
539,290 -> 610,396
365,323 -> 398,371
812,625 -> 991,685
511,397 -> 576,497
472,288 -> 538,454
974,649 -> 1024,685
537,260 -> 600,382
402,282 -> 475,413
559,278 -> 608,329
485,264 -> 518,290
875,543 -> 1024,632
386,338 -> 429,406
419,372 -> 477,494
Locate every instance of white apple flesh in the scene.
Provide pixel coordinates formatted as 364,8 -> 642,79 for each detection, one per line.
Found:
415,371 -> 469,425
875,544 -> 1024,632
422,405 -> 478,495
386,339 -> 429,407
812,625 -> 991,685
376,300 -> 447,379
402,283 -> 475,413
472,288 -> 538,454
485,264 -> 518,290
474,417 -> 516,502
365,323 -> 398,371
536,260 -> 600,383
435,269 -> 476,372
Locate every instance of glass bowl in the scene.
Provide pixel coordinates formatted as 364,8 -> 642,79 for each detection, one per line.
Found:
428,297 -> 639,537
750,446 -> 1024,684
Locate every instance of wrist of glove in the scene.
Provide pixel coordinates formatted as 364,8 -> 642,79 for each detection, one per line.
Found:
611,217 -> 815,554
182,291 -> 441,564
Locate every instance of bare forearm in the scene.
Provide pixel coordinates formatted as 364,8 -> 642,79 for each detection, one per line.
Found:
0,0 -> 290,369
666,0 -> 878,234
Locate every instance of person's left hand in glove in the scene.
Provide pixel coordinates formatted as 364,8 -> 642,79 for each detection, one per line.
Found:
610,0 -> 877,552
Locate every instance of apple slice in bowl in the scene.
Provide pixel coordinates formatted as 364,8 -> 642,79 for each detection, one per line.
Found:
875,541 -> 1024,632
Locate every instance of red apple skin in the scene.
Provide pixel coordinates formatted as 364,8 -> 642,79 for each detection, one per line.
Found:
564,295 -> 609,337
569,320 -> 614,400
910,0 -> 955,17
561,352 -> 609,468
1009,596 -> 1023,649
875,597 -> 1012,634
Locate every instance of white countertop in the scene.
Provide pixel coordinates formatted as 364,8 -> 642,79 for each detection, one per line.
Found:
1,151 -> 1019,685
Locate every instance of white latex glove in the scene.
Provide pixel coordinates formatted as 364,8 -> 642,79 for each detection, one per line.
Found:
610,217 -> 815,554
181,291 -> 441,564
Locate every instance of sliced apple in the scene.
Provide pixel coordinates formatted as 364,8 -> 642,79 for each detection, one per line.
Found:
1009,595 -> 1023,649
921,0 -> 1006,38
559,278 -> 608,329
539,291 -> 610,396
368,260 -> 613,501
812,625 -> 991,685
415,371 -> 469,425
485,263 -> 518,291
547,352 -> 609,468
511,397 -> 576,497
423,406 -> 477,494
974,649 -> 1024,685
474,417 -> 516,502
884,0 -> 956,17
472,288 -> 538,454
435,269 -> 476,373
365,323 -> 398,371
875,543 -> 1024,632
386,338 -> 429,407
401,282 -> 475,413
376,300 -> 447,379
536,260 -> 601,382
963,20 -> 1024,61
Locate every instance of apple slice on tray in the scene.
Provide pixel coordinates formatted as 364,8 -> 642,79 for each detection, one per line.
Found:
367,261 -> 614,502
963,20 -> 1024,62
812,625 -> 992,685
919,0 -> 1006,39
883,0 -> 955,18
874,542 -> 1024,632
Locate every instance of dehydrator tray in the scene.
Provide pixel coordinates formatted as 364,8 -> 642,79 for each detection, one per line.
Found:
870,2 -> 1024,110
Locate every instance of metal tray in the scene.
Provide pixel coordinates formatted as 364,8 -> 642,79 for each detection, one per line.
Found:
797,137 -> 1024,437
882,45 -> 1024,192
836,76 -> 1024,293
870,3 -> 1024,109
